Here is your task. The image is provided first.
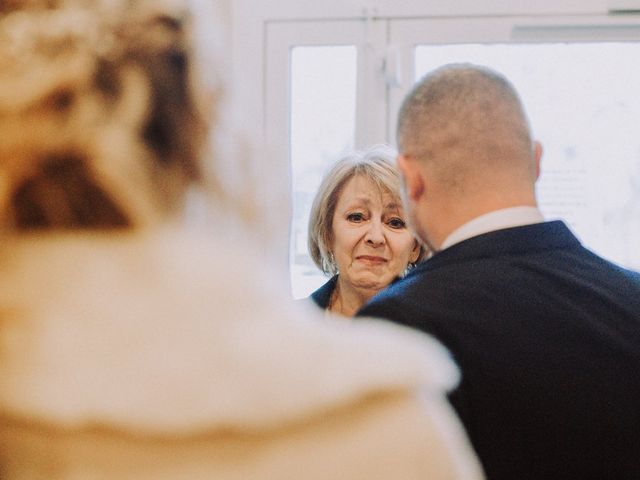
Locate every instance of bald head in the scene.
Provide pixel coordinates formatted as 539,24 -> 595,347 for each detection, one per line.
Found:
395,64 -> 542,250
397,63 -> 537,192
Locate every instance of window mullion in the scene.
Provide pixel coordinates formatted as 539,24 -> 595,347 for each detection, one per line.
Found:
355,19 -> 388,148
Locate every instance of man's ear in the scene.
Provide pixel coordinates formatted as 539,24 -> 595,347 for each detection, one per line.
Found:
397,154 -> 425,202
533,141 -> 543,180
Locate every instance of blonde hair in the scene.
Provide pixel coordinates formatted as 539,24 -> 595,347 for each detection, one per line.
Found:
307,144 -> 425,275
0,0 -> 226,231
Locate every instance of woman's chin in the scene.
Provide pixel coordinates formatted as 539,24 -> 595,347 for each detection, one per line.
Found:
348,276 -> 389,294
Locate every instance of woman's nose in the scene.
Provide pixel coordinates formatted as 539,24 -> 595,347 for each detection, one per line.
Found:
365,221 -> 385,246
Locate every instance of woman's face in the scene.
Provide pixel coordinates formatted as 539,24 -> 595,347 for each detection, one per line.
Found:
330,174 -> 420,293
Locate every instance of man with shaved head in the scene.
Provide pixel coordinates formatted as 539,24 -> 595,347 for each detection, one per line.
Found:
358,64 -> 640,480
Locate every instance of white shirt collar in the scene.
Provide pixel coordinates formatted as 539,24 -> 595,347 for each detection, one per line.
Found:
439,206 -> 544,251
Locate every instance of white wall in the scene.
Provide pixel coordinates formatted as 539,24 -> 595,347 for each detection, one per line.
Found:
213,0 -> 232,58
214,0 -> 231,23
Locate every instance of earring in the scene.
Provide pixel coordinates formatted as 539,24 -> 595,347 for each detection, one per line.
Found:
402,262 -> 415,277
323,251 -> 337,273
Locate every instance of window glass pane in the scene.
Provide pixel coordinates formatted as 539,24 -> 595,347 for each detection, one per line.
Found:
290,46 -> 357,298
415,43 -> 640,270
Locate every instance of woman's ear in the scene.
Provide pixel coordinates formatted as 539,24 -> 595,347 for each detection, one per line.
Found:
410,239 -> 421,263
397,154 -> 425,202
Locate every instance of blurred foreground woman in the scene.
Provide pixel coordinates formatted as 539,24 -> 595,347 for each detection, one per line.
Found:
0,1 -> 483,479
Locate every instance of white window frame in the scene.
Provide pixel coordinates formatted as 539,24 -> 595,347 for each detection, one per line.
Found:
232,0 -> 615,147
388,14 -> 640,140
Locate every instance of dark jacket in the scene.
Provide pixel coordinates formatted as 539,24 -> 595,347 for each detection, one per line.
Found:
309,275 -> 338,309
358,220 -> 640,480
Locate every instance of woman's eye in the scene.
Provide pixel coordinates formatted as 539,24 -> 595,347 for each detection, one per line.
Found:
387,217 -> 406,229
347,212 -> 365,222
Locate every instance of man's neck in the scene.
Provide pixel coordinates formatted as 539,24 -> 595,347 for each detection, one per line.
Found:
428,186 -> 539,250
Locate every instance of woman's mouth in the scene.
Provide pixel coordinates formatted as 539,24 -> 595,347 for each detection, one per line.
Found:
356,255 -> 387,264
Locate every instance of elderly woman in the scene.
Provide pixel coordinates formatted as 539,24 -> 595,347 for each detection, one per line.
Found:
0,2 -> 483,480
308,146 -> 426,316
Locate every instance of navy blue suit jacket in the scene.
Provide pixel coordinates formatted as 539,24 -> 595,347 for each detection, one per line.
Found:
358,221 -> 640,480
309,275 -> 337,310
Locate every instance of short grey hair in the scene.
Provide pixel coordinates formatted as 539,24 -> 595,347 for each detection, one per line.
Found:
307,144 -> 425,276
